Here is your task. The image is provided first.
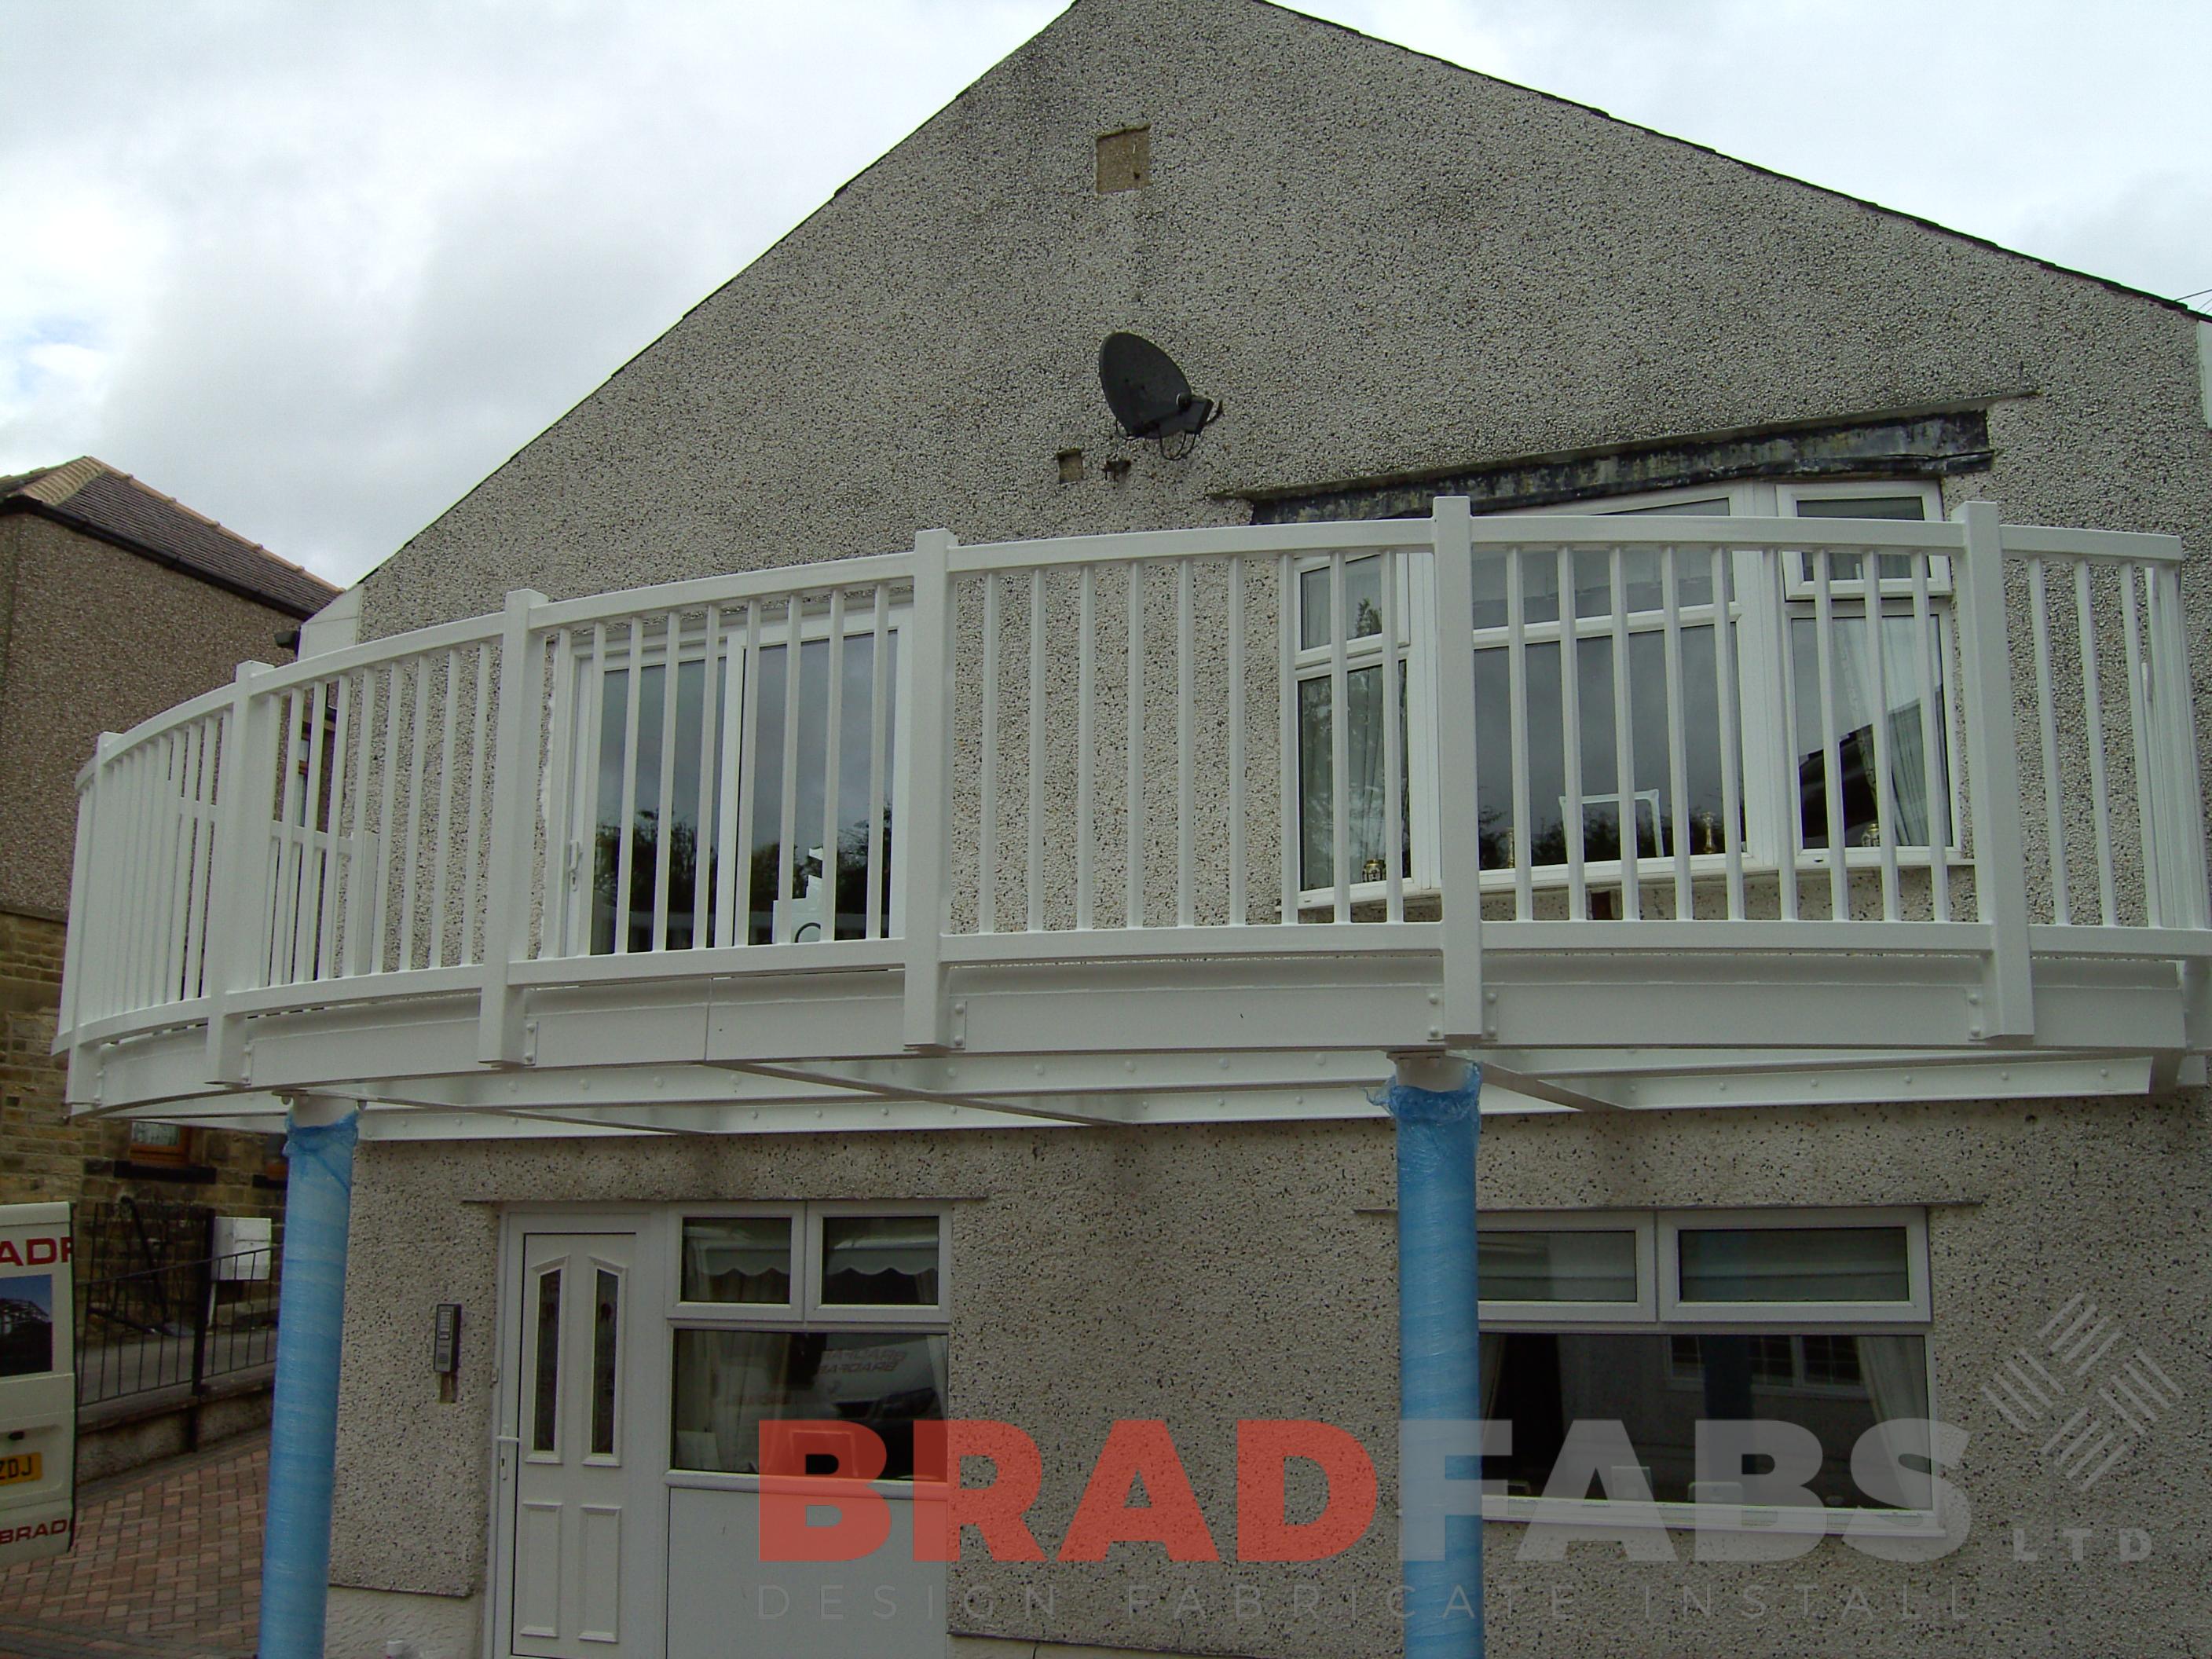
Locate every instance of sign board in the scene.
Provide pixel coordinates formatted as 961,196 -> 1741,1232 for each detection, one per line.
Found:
0,1200 -> 75,1567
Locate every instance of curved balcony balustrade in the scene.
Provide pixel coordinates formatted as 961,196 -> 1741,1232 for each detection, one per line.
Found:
54,502 -> 2211,1133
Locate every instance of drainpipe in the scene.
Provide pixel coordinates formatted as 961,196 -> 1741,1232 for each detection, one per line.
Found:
1387,1053 -> 1483,1659
259,1095 -> 360,1659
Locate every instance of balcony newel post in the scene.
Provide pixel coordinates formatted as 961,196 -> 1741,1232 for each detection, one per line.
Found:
479,589 -> 550,1065
59,738 -> 114,1103
204,660 -> 279,1084
902,529 -> 957,1050
1953,502 -> 2033,1039
1430,496 -> 1484,1042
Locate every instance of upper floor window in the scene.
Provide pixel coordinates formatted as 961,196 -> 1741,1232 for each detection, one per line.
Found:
1291,479 -> 1954,907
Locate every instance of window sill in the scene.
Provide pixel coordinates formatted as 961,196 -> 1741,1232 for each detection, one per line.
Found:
93,1159 -> 218,1185
1481,1495 -> 1945,1537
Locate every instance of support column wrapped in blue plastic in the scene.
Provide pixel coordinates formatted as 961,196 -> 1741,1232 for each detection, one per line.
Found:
1386,1060 -> 1483,1659
258,1101 -> 359,1659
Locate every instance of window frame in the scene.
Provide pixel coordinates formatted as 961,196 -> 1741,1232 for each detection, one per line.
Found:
1478,1206 -> 1939,1531
1286,478 -> 1965,893
665,1202 -> 951,1484
560,599 -> 914,956
1288,548 -> 1441,906
668,1201 -> 950,1330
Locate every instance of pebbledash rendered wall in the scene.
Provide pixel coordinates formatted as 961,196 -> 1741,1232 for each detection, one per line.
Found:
325,0 -> 2212,1654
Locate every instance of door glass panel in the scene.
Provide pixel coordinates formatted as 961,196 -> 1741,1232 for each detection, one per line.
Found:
741,634 -> 899,944
1480,1229 -> 1638,1302
590,1269 -> 620,1458
1676,1226 -> 1910,1302
530,1267 -> 562,1453
591,654 -> 728,954
1788,615 -> 1949,848
669,1329 -> 947,1479
680,1217 -> 793,1304
1470,632 -> 1736,870
819,1215 -> 941,1306
1296,665 -> 1410,890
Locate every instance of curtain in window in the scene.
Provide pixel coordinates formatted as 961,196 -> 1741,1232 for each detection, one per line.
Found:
1826,617 -> 1938,845
1855,1335 -> 1932,1509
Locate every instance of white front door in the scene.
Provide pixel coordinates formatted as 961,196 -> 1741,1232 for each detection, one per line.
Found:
510,1231 -> 643,1658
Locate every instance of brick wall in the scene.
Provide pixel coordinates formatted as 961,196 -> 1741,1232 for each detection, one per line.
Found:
0,907 -> 284,1217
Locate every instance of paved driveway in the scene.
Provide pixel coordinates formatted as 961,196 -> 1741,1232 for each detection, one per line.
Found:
0,1432 -> 263,1659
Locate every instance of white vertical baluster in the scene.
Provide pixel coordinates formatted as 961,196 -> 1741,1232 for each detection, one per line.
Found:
1177,559 -> 1196,928
429,654 -> 458,968
980,572 -> 1000,934
865,591 -> 888,942
822,589 -> 847,943
1557,545 -> 1587,920
2074,562 -> 2115,924
613,619 -> 644,954
159,729 -> 195,1002
651,616 -> 682,952
694,606 -> 723,950
146,735 -> 182,1003
776,596 -> 804,943
1863,558 -> 1899,921
474,590 -> 550,1062
1608,547 -> 1639,921
274,690 -> 309,983
1712,548 -> 1745,920
1507,549 -> 1533,919
1953,503 -> 2032,1035
314,677 -> 351,980
1077,565 -> 1097,929
1328,552 -> 1350,923
178,720 -> 213,999
1380,548 -> 1404,924
1126,562 -> 1145,928
2027,562 -> 2067,924
1027,569 -> 1046,933
400,659 -> 431,969
345,663 -> 380,973
295,681 -> 331,983
731,604 -> 763,946
2148,562 -> 2210,927
1812,551 -> 1848,919
1661,547 -> 1692,916
1228,557 -> 1247,925
899,529 -> 958,1048
1431,497 -> 1484,1037
537,630 -> 578,961
462,641 -> 493,963
1911,560 -> 1950,924
1767,548 -> 1800,923
361,666 -> 394,973
2121,565 -> 2160,926
1277,554 -> 1297,924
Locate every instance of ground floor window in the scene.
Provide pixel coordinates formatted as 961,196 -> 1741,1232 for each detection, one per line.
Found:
667,1203 -> 948,1481
1478,1207 -> 1934,1518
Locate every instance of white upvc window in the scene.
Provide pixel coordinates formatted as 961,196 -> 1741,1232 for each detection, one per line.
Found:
668,1203 -> 949,1481
559,599 -> 911,955
1478,1207 -> 1937,1525
1290,478 -> 1957,903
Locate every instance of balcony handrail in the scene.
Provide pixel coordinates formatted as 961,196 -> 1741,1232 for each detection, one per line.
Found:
53,503 -> 2210,1088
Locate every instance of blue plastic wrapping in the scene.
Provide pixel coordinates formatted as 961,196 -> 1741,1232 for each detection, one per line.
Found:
258,1108 -> 359,1659
1386,1067 -> 1484,1657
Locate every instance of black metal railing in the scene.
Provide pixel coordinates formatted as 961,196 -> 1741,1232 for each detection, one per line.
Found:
74,1244 -> 281,1408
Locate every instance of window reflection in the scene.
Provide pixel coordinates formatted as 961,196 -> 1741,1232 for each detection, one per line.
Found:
819,1215 -> 940,1307
1484,1331 -> 1930,1508
670,1329 -> 947,1480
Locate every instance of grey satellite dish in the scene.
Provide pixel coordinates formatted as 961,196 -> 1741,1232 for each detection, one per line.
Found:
1099,332 -> 1220,452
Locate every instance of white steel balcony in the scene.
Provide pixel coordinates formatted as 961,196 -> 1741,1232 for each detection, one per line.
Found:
53,501 -> 2211,1133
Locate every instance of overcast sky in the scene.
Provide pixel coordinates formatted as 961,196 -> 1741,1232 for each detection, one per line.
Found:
3,1 -> 2205,590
